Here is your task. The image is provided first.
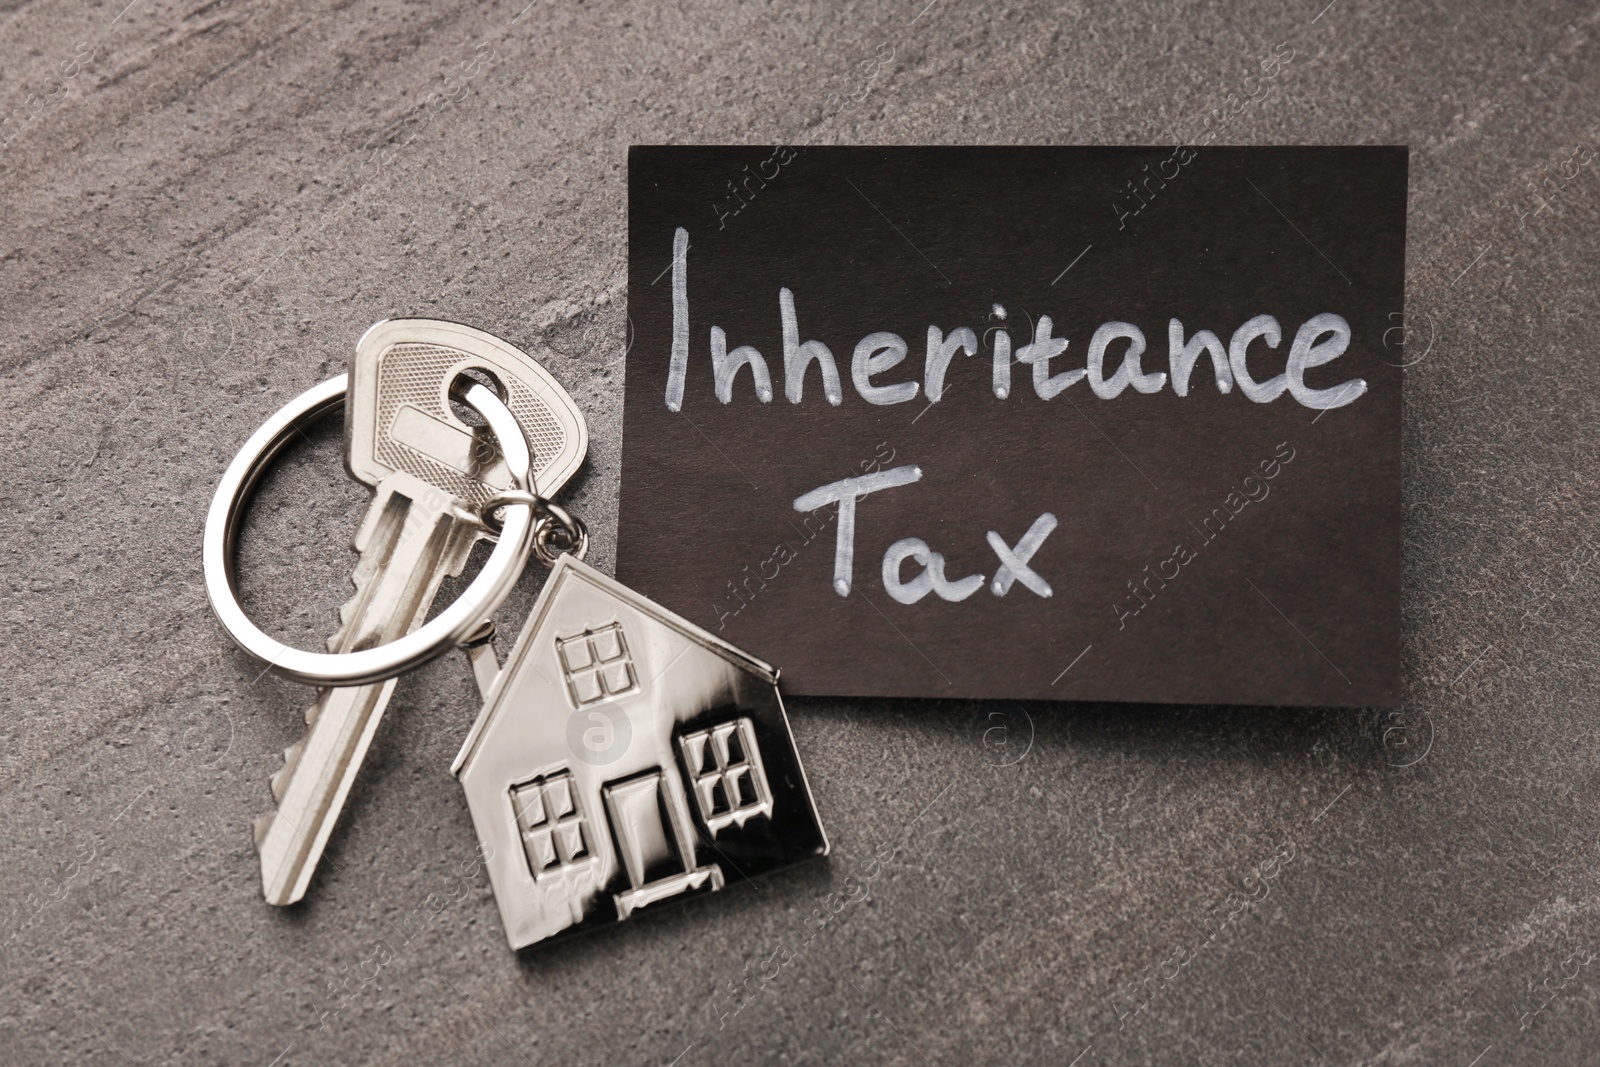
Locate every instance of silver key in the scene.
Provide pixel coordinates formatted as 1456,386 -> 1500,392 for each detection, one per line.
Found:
253,319 -> 588,906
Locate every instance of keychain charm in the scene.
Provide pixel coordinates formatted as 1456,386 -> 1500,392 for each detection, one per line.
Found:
454,547 -> 828,950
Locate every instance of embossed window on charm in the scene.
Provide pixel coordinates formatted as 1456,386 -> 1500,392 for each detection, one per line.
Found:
555,623 -> 638,708
679,718 -> 773,835
510,772 -> 592,879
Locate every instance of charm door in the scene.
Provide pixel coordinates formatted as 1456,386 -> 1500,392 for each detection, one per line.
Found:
602,769 -> 723,919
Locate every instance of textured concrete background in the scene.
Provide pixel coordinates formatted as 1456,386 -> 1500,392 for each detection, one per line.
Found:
3,0 -> 1600,1064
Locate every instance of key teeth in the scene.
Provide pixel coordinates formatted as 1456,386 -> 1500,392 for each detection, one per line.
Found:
330,561 -> 380,650
334,570 -> 375,640
271,740 -> 305,802
328,487 -> 401,651
253,812 -> 274,851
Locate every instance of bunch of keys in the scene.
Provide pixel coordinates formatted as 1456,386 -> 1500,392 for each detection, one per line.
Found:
204,319 -> 828,949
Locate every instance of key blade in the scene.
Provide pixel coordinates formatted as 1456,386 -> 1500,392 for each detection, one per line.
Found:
262,488 -> 406,811
256,679 -> 398,905
254,482 -> 476,905
345,319 -> 588,500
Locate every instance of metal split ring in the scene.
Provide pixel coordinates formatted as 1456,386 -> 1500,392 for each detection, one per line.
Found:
480,490 -> 589,566
202,374 -> 538,688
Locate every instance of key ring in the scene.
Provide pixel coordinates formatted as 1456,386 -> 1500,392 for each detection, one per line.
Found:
479,490 -> 590,566
202,374 -> 538,688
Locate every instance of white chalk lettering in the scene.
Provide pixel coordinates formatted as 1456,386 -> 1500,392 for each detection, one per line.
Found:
883,538 -> 985,604
781,287 -> 842,405
710,326 -> 773,403
1088,321 -> 1165,399
852,331 -> 918,406
665,226 -> 690,411
989,321 -> 1013,399
924,326 -> 978,403
666,229 -> 1368,413
1230,314 -> 1285,403
794,465 -> 923,596
988,512 -> 1058,597
1168,319 -> 1233,396
1016,315 -> 1082,400
1287,312 -> 1365,410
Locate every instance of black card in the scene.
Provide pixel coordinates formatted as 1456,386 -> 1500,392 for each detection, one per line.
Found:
618,146 -> 1405,708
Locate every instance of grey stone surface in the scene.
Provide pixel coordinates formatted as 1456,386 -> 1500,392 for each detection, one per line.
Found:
3,0 -> 1600,1063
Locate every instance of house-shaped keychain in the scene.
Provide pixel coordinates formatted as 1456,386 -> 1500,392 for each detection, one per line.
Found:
452,554 -> 829,950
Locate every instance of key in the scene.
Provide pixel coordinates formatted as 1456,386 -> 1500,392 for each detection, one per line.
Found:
253,319 -> 588,905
